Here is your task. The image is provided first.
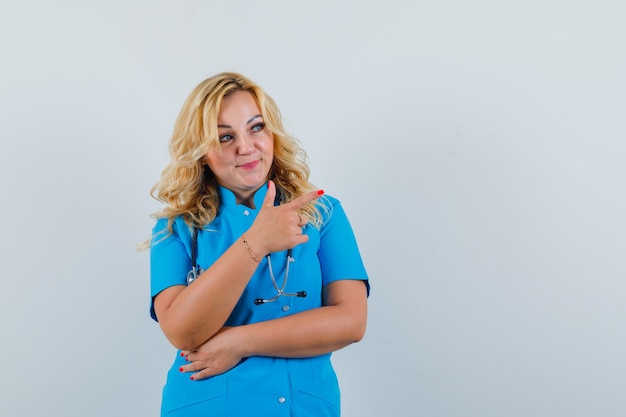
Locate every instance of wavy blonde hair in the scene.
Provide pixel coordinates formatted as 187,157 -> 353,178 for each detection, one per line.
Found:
147,72 -> 325,246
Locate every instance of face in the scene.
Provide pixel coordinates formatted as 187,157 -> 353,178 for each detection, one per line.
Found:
206,90 -> 274,205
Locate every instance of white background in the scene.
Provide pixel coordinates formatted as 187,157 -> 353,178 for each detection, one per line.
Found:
1,1 -> 625,416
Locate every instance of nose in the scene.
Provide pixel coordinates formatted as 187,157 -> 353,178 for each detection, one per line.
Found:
236,134 -> 256,155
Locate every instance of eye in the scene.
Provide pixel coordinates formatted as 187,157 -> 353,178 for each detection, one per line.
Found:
218,134 -> 233,143
250,122 -> 265,133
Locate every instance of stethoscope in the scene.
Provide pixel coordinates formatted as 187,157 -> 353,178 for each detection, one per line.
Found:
186,228 -> 307,305
186,228 -> 203,285
254,249 -> 307,305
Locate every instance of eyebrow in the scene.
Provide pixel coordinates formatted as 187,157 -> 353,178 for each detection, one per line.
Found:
218,114 -> 263,129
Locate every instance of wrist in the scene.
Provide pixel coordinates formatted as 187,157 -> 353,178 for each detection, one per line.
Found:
239,233 -> 263,264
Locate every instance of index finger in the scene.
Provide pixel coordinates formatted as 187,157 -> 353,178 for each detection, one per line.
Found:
285,188 -> 324,210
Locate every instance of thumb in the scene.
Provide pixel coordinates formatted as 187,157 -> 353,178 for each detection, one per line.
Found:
262,180 -> 276,208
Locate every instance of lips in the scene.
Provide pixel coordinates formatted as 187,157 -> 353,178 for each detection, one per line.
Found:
238,160 -> 259,170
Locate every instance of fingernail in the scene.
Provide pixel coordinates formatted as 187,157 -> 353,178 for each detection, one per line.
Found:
180,352 -> 185,357
190,376 -> 195,381
317,189 -> 324,195
179,367 -> 184,372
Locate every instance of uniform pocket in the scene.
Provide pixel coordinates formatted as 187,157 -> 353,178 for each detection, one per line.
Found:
161,378 -> 227,416
291,377 -> 340,417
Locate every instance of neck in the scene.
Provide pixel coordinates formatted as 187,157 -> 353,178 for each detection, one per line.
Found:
236,196 -> 256,208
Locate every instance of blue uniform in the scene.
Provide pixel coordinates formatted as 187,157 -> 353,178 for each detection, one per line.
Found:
150,185 -> 369,416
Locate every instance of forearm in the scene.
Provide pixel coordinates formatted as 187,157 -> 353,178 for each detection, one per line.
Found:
237,281 -> 368,358
243,309 -> 363,358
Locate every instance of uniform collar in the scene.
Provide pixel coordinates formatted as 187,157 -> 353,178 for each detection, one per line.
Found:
218,183 -> 269,209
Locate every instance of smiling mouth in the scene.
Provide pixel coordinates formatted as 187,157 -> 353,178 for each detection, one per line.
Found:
238,160 -> 259,170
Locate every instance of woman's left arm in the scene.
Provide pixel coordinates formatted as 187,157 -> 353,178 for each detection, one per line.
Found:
180,279 -> 367,380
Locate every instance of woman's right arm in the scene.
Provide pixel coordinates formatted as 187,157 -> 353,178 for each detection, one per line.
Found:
153,182 -> 322,351
153,238 -> 261,351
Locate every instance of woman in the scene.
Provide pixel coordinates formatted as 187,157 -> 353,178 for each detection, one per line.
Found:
148,72 -> 369,416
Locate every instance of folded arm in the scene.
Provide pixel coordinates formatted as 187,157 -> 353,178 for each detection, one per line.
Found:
180,279 -> 368,380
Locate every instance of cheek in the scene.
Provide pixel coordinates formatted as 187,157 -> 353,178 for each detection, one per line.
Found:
206,151 -> 228,169
264,135 -> 275,155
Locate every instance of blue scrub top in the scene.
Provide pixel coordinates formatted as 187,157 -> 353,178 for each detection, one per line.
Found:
150,185 -> 369,417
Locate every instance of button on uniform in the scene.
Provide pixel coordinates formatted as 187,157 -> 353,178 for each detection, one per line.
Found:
278,396 -> 286,404
282,305 -> 290,312
243,209 -> 250,216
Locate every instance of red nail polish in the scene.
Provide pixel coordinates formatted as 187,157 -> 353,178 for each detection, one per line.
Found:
317,189 -> 324,195
180,352 -> 185,357
190,376 -> 195,380
179,367 -> 184,372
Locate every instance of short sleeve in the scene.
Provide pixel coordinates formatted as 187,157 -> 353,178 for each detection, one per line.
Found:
318,197 -> 370,295
149,217 -> 193,321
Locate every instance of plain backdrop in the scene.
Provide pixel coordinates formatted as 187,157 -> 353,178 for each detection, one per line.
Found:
1,1 -> 625,416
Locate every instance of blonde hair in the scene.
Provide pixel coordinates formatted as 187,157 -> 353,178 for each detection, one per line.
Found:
147,72 -> 324,245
